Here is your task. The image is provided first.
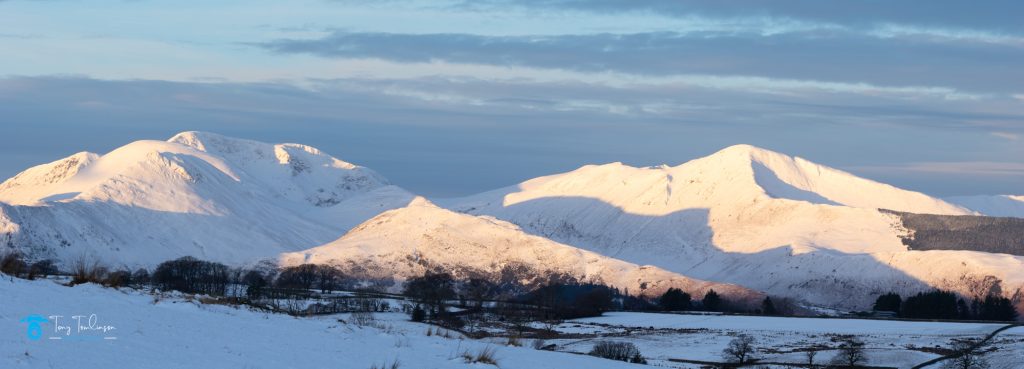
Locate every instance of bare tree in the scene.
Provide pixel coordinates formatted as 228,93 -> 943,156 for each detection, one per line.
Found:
722,334 -> 757,364
942,338 -> 990,369
804,345 -> 821,368
830,336 -> 867,368
316,265 -> 344,294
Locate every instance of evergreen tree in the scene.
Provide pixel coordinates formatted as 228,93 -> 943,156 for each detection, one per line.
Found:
901,290 -> 958,319
978,295 -> 1017,321
873,292 -> 902,313
761,296 -> 778,316
702,289 -> 722,312
957,298 -> 972,320
658,288 -> 692,311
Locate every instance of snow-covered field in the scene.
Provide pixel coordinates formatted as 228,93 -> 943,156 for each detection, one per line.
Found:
3,277 -> 1021,369
1,278 -> 642,369
545,312 -> 1019,368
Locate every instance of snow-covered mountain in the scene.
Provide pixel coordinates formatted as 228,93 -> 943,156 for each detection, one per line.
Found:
0,132 -> 414,266
445,145 -> 1024,311
946,195 -> 1024,218
280,197 -> 763,303
3,134 -> 1020,313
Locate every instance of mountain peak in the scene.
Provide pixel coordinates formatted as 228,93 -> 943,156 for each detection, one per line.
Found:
407,196 -> 438,208
167,131 -> 258,154
702,144 -> 792,165
714,143 -> 769,155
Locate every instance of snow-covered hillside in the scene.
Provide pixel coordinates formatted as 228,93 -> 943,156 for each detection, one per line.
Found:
445,145 -> 1024,312
946,195 -> 1024,218
0,132 -> 414,266
280,198 -> 762,303
3,135 -> 1021,314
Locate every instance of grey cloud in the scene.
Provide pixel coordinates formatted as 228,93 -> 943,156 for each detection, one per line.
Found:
463,0 -> 1024,35
261,31 -> 1024,94
2,76 -> 1022,197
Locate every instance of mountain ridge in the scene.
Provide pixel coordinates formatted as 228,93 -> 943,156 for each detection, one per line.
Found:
446,144 -> 1024,312
0,131 -> 414,266
280,197 -> 765,303
1,134 -> 1020,313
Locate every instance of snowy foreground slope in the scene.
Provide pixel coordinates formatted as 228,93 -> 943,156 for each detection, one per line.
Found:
5,278 -> 1021,369
446,145 -> 1024,311
280,198 -> 762,302
0,132 -> 414,266
0,278 -> 640,369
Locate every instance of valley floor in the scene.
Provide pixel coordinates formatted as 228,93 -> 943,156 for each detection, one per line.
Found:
546,313 -> 1023,368
2,278 -> 1021,369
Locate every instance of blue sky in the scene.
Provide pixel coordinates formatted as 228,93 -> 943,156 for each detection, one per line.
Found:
0,0 -> 1021,196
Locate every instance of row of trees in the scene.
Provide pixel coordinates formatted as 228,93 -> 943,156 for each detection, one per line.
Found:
402,273 -> 621,323
874,290 -> 1018,321
658,288 -> 729,312
658,287 -> 784,316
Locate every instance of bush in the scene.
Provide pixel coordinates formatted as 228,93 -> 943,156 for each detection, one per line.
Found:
369,360 -> 400,369
70,255 -> 107,285
532,339 -> 547,350
103,269 -> 132,287
28,259 -> 58,280
659,288 -> 691,311
461,346 -> 498,365
350,311 -> 375,327
132,268 -> 151,287
589,341 -> 646,364
410,305 -> 426,322
0,252 -> 27,278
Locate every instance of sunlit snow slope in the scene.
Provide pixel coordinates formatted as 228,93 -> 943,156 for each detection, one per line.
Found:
281,198 -> 763,302
0,132 -> 414,266
946,195 -> 1024,218
446,145 -> 1024,312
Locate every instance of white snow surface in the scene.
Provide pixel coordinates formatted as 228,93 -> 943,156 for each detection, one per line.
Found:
551,312 -> 1015,368
0,278 -> 643,369
946,195 -> 1024,218
444,145 -> 1024,311
280,198 -> 762,301
0,132 -> 415,266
